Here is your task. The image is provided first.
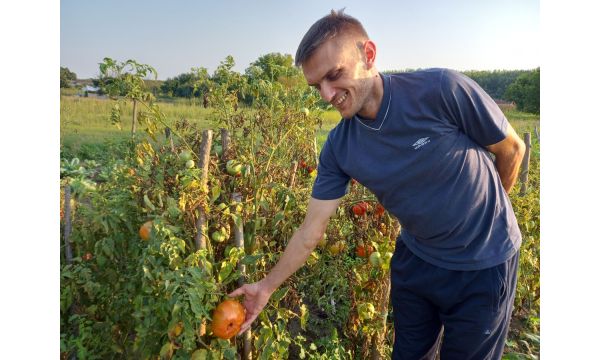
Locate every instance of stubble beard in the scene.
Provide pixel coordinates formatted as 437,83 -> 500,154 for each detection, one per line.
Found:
349,76 -> 374,119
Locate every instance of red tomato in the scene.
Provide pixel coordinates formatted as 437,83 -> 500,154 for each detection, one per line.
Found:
212,299 -> 246,339
356,245 -> 373,258
374,203 -> 385,217
352,201 -> 370,216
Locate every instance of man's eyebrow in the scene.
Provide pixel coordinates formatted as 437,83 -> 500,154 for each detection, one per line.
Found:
308,68 -> 339,87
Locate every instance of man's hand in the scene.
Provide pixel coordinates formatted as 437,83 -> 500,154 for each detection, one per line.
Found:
228,280 -> 275,335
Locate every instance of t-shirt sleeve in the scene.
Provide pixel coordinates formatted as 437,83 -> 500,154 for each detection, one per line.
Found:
311,136 -> 350,200
440,69 -> 508,147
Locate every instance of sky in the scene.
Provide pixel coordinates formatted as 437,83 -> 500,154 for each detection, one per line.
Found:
60,0 -> 540,80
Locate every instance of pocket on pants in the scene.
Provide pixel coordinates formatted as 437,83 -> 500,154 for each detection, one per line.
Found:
491,261 -> 508,313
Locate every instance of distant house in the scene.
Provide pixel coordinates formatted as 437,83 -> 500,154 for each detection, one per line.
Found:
79,85 -> 101,97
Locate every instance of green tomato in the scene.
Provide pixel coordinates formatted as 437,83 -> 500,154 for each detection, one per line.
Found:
185,160 -> 195,168
369,251 -> 382,267
180,150 -> 193,162
211,230 -> 227,243
226,159 -> 242,176
358,302 -> 376,321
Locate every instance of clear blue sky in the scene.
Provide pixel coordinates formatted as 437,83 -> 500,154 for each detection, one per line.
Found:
61,0 -> 539,80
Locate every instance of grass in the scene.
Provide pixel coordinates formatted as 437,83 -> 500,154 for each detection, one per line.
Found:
60,95 -> 216,156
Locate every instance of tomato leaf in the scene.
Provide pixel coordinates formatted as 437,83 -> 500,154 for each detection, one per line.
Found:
218,262 -> 234,283
271,286 -> 288,305
241,254 -> 263,265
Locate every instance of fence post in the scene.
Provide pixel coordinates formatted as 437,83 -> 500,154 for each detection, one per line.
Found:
289,160 -> 298,188
165,127 -> 175,152
194,130 -> 213,251
231,192 -> 252,360
221,128 -> 231,162
63,184 -> 73,264
131,99 -> 138,137
519,133 -> 532,196
193,130 -> 212,339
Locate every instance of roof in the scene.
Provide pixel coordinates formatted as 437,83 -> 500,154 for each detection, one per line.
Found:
82,85 -> 100,92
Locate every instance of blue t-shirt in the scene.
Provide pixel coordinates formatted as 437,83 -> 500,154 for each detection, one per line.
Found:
312,68 -> 522,271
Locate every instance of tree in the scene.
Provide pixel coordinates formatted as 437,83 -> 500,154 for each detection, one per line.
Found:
245,53 -> 301,84
463,70 -> 527,100
97,57 -> 158,137
504,68 -> 540,114
60,67 -> 77,88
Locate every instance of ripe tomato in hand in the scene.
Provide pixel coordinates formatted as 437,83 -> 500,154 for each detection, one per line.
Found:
212,299 -> 246,339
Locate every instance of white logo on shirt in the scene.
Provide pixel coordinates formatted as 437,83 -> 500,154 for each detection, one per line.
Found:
412,137 -> 431,150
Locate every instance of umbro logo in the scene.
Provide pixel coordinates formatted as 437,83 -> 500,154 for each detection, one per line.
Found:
412,137 -> 431,150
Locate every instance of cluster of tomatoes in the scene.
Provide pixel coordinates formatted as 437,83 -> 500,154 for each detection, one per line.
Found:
351,201 -> 385,218
348,198 -> 394,269
298,159 -> 316,177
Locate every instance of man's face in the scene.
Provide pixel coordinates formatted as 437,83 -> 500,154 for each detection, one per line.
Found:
302,36 -> 373,119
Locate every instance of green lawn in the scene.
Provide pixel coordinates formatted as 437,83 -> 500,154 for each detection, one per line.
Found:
60,96 -> 216,156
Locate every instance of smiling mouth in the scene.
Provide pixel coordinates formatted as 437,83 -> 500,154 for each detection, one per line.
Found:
333,91 -> 348,107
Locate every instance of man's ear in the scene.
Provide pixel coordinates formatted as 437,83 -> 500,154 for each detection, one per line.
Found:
364,40 -> 377,69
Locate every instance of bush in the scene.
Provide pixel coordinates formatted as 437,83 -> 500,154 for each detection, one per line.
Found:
504,68 -> 540,114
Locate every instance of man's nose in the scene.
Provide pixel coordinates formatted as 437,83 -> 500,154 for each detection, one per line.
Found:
319,83 -> 335,103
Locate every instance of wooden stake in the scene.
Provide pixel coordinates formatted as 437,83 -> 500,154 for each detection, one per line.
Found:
519,133 -> 531,196
165,127 -> 175,152
289,161 -> 298,188
221,128 -> 231,162
232,192 -> 252,359
193,130 -> 213,339
194,130 -> 213,251
198,130 -> 213,181
63,184 -> 73,264
131,99 -> 138,137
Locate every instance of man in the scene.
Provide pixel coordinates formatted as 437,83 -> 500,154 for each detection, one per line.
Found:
229,9 -> 525,359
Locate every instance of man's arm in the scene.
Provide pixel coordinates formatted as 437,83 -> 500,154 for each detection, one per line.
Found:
228,196 -> 342,334
486,122 -> 526,193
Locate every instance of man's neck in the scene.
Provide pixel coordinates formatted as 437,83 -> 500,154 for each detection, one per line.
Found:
357,72 -> 384,120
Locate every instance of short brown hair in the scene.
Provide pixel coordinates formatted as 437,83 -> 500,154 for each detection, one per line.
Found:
295,9 -> 369,67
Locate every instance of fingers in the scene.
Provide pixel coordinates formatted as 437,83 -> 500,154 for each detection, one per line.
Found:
227,285 -> 246,298
238,313 -> 258,335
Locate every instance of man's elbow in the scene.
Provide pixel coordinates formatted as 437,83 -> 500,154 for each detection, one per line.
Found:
515,137 -> 526,163
298,223 -> 326,250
